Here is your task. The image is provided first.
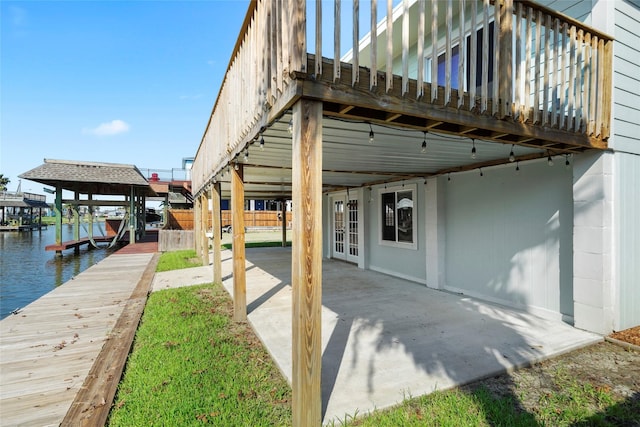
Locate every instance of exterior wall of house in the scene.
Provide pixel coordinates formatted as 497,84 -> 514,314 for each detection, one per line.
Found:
444,160 -> 574,321
611,0 -> 640,330
366,180 -> 427,284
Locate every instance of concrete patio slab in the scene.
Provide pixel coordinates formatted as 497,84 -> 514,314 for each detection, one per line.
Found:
214,246 -> 602,424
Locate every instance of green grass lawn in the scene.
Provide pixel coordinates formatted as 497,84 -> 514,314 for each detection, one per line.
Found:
107,283 -> 291,426
155,249 -> 202,272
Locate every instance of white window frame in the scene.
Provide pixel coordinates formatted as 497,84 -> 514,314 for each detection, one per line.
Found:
378,183 -> 417,250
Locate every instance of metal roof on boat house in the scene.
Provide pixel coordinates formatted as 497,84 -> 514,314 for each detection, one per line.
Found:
19,159 -> 154,196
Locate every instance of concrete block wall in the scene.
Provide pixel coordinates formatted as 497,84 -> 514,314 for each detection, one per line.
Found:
572,151 -> 614,334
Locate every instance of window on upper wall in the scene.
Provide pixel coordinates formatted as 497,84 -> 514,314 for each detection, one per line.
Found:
379,185 -> 416,249
424,21 -> 495,92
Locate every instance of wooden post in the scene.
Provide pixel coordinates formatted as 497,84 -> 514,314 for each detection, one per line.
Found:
291,99 -> 323,427
201,192 -> 209,266
194,196 -> 201,258
54,185 -> 62,256
72,194 -> 80,254
211,183 -> 222,284
281,199 -> 287,247
231,163 -> 246,322
129,187 -> 136,244
498,0 -> 513,118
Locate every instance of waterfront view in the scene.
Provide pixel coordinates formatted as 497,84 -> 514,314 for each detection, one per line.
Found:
0,223 -> 115,319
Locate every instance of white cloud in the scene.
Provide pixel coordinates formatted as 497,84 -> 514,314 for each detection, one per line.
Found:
83,119 -> 130,136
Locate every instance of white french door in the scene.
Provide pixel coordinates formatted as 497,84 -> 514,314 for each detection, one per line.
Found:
330,192 -> 359,264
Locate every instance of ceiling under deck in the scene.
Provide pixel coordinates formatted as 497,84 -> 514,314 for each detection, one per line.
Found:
213,112 -> 556,200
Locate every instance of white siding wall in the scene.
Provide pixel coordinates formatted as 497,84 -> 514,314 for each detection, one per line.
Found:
367,180 -> 427,284
444,161 -> 574,321
613,0 -> 640,330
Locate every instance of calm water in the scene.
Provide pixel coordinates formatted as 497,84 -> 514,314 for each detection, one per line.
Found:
0,224 -> 117,319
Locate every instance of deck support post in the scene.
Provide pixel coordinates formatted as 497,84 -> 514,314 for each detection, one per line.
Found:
129,187 -> 136,244
201,191 -> 209,266
211,183 -> 222,284
291,99 -> 323,427
194,195 -> 201,260
280,198 -> 287,247
231,163 -> 246,322
498,0 -> 513,118
72,194 -> 80,254
54,184 -> 63,256
87,194 -> 94,251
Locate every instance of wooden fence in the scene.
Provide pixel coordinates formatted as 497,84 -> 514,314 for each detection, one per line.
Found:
158,230 -> 194,252
166,208 -> 291,231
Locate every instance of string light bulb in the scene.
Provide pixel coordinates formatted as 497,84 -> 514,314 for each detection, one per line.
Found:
565,154 -> 571,169
243,147 -> 249,162
509,144 -> 516,162
516,161 -> 520,173
547,151 -> 554,166
368,123 -> 375,144
259,135 -> 265,151
471,139 -> 477,159
234,162 -> 239,171
288,119 -> 293,135
421,131 -> 427,153
447,173 -> 451,182
479,167 -> 484,177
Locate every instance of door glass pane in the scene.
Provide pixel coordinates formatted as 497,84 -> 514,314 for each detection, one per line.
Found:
396,191 -> 413,243
334,200 -> 344,254
381,192 -> 395,241
348,200 -> 358,256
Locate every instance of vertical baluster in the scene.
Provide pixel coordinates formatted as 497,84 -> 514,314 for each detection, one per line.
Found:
402,0 -> 409,95
576,29 -> 583,132
445,0 -> 452,106
596,38 -> 604,137
481,0 -> 489,112
386,0 -> 393,92
533,10 -> 541,124
560,22 -> 567,129
542,14 -> 550,126
276,0 -> 284,89
315,0 -> 322,77
370,0 -> 378,89
334,0 -> 341,81
568,25 -> 576,130
589,35 -> 598,136
470,0 -> 477,109
458,0 -> 466,109
270,1 -> 278,101
515,2 -> 522,120
417,0 -> 425,98
431,0 -> 439,102
551,18 -> 559,128
602,39 -> 612,139
492,0 -> 500,116
352,0 -> 359,87
524,7 -> 532,122
583,33 -> 592,134
498,0 -> 512,118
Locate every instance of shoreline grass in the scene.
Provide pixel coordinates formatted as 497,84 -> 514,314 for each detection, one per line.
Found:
155,249 -> 202,272
107,283 -> 292,426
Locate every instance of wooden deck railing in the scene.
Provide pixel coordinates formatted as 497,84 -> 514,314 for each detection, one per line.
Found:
192,0 -> 612,194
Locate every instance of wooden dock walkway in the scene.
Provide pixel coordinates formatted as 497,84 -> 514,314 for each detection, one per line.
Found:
0,238 -> 159,426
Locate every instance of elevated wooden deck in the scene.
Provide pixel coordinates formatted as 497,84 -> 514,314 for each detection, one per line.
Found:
0,236 -> 159,426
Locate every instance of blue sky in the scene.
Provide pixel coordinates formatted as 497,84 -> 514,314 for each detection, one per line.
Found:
1,0 -> 249,194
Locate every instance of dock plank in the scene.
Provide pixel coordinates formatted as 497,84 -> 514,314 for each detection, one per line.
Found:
0,251 -> 156,426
